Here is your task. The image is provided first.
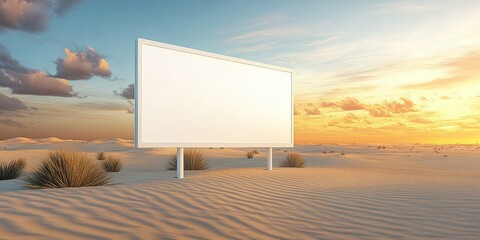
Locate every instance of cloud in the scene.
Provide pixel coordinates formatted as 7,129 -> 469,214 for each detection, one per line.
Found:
368,98 -> 416,117
0,117 -> 25,128
343,113 -> 359,123
294,105 -> 301,115
0,45 -> 75,97
367,107 -> 392,117
0,0 -> 81,33
320,101 -> 338,108
126,99 -> 134,114
224,12 -> 331,58
384,97 -> 415,113
230,26 -> 306,44
0,93 -> 27,111
54,0 -> 82,16
304,106 -> 321,115
114,83 -> 134,99
409,116 -> 432,124
0,45 -> 30,73
403,52 -> 480,89
340,97 -> 364,111
372,2 -> 434,15
1,70 -> 74,96
55,46 -> 111,80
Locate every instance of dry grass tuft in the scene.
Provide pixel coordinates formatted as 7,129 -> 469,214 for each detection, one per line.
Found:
281,153 -> 305,168
0,158 -> 26,180
168,149 -> 208,170
96,152 -> 106,160
25,149 -> 111,189
246,149 -> 260,159
103,156 -> 123,172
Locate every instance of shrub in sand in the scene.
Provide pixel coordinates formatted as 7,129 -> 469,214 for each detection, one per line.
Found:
0,158 -> 26,180
246,151 -> 255,159
281,153 -> 305,168
96,152 -> 106,160
25,149 -> 111,189
168,149 -> 208,170
103,156 -> 123,172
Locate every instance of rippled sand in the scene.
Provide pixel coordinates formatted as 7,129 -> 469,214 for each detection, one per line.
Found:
0,138 -> 479,239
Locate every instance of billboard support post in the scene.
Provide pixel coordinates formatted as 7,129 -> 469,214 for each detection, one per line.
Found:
267,147 -> 273,171
177,147 -> 184,179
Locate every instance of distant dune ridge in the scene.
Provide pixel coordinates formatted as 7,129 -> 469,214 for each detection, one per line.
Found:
0,138 -> 479,239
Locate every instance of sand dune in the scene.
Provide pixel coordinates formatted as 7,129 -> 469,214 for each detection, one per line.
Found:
0,138 -> 479,239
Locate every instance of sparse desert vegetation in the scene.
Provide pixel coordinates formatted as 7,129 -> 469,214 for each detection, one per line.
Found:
103,156 -> 123,172
246,151 -> 255,159
0,158 -> 26,180
1,138 -> 480,239
25,149 -> 111,189
281,153 -> 305,168
96,151 -> 106,160
168,149 -> 208,170
246,149 -> 260,159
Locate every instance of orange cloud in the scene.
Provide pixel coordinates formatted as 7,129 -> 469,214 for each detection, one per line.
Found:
319,101 -> 338,108
409,116 -> 432,123
304,106 -> 321,115
0,45 -> 75,97
55,46 -> 111,80
384,97 -> 415,113
340,97 -> 364,110
0,0 -> 80,33
367,107 -> 392,117
343,113 -> 359,123
402,51 -> 480,89
368,97 -> 416,117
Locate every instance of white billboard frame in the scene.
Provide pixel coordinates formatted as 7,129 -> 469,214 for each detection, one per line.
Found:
135,38 -> 293,177
136,38 -> 293,148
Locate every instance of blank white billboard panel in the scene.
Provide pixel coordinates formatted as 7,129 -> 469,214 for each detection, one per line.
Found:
136,38 -> 293,148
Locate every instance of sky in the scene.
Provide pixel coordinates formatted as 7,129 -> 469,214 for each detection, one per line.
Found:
0,0 -> 479,144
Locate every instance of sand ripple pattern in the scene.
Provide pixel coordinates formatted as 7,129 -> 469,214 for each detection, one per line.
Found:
0,168 -> 479,239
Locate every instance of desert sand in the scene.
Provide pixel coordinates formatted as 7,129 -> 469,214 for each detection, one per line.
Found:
0,138 -> 479,239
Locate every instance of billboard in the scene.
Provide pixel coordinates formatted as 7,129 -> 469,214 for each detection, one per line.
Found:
136,38 -> 293,148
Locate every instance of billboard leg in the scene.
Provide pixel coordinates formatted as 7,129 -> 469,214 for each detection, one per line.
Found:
177,147 -> 184,178
267,147 -> 273,170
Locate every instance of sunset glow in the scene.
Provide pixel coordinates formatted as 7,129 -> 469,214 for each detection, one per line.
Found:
0,1 -> 479,144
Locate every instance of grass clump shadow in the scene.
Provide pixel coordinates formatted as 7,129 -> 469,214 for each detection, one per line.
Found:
25,149 -> 111,189
0,158 -> 26,180
281,153 -> 305,168
168,149 -> 208,170
103,155 -> 123,172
